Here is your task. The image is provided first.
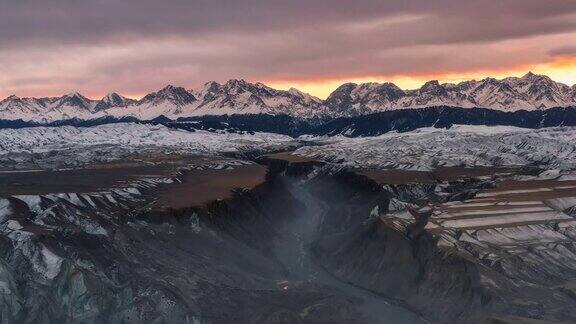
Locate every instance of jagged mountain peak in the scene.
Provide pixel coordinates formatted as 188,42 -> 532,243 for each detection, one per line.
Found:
224,78 -> 249,86
503,72 -> 552,86
203,80 -> 221,89
4,94 -> 20,101
337,82 -> 359,89
324,83 -> 359,100
193,81 -> 222,98
140,85 -> 196,106
95,92 -> 135,111
156,84 -> 188,94
222,79 -> 254,91
524,72 -> 556,85
61,92 -> 93,104
287,88 -> 323,105
417,80 -> 451,99
421,80 -> 441,89
521,71 -> 542,81
288,87 -> 315,98
220,79 -> 276,95
481,77 -> 500,84
102,92 -> 123,102
64,91 -> 85,98
223,79 -> 254,91
381,82 -> 403,88
329,82 -> 403,96
324,83 -> 355,98
288,87 -> 304,95
55,92 -> 96,111
0,95 -> 23,110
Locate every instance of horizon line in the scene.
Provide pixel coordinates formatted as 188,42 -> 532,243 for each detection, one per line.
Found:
2,70 -> 575,101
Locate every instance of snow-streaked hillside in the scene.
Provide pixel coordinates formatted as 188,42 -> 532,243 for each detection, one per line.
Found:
0,123 -> 294,156
1,73 -> 575,122
3,123 -> 576,173
295,125 -> 576,171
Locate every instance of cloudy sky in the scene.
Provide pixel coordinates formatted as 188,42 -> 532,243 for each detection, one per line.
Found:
1,0 -> 576,99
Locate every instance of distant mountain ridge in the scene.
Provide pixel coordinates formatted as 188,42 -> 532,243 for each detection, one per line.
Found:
1,72 -> 575,122
325,72 -> 576,116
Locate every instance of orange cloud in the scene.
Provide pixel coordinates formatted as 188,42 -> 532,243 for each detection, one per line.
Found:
266,57 -> 576,99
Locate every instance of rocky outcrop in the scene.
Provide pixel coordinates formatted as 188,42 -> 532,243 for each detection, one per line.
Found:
308,168 -> 576,323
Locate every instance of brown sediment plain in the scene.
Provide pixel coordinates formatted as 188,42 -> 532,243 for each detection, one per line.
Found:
0,152 -> 268,209
0,154 -> 211,198
152,164 -> 268,209
0,164 -> 174,197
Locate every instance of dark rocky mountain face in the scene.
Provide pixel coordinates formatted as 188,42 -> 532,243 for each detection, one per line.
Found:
323,81 -> 413,116
419,80 -> 447,96
94,93 -> 137,111
208,79 -> 268,108
323,83 -> 358,115
191,79 -> 326,116
55,92 -> 97,111
139,85 -> 197,106
373,83 -> 406,102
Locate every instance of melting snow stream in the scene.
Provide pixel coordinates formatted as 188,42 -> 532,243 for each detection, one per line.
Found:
273,182 -> 425,323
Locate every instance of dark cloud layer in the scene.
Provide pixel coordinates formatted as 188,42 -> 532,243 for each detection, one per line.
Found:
1,0 -> 576,97
3,1 -> 576,45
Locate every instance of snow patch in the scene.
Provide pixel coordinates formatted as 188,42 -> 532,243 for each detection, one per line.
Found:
40,245 -> 63,280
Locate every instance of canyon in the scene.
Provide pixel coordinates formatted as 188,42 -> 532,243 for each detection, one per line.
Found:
1,124 -> 575,323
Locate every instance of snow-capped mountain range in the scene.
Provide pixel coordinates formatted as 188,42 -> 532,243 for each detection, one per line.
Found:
325,72 -> 576,116
1,72 -> 575,122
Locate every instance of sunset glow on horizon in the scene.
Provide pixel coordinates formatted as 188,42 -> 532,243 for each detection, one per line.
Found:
267,57 -> 576,99
10,58 -> 576,101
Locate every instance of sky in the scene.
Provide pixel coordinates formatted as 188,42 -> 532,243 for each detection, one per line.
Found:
1,0 -> 576,99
